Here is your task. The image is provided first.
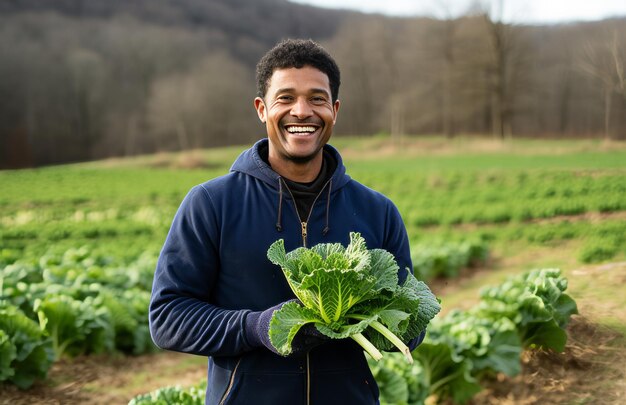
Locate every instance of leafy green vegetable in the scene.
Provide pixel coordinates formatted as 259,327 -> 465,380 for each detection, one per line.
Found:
96,288 -> 157,355
368,353 -> 430,405
128,381 -> 207,405
474,268 -> 578,352
411,238 -> 489,280
427,310 -> 522,378
413,342 -> 482,405
0,304 -> 54,389
267,232 -> 441,363
0,329 -> 17,381
34,295 -> 114,359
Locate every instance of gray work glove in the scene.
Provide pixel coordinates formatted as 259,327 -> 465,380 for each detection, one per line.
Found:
245,299 -> 328,356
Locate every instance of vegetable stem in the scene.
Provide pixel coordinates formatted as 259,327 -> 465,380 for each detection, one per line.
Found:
368,320 -> 413,364
348,315 -> 414,364
351,332 -> 383,361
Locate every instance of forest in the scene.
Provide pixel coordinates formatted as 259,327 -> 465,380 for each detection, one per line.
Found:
1,0 -> 625,168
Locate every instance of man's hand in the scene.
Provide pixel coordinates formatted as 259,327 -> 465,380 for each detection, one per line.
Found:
245,300 -> 328,356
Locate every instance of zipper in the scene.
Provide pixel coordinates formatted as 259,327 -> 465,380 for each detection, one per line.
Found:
219,358 -> 242,405
301,221 -> 308,247
278,176 -> 332,404
306,352 -> 311,405
280,177 -> 333,248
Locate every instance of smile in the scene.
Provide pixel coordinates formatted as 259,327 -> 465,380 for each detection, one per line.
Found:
285,125 -> 318,134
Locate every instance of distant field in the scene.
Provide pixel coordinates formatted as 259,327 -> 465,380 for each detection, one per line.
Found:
1,136 -> 625,261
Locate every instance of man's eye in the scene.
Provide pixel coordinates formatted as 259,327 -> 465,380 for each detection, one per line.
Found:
277,96 -> 293,101
311,97 -> 326,103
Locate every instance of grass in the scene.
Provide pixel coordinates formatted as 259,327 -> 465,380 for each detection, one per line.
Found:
567,262 -> 626,336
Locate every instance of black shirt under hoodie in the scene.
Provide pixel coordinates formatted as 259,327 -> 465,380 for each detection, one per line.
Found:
258,142 -> 337,222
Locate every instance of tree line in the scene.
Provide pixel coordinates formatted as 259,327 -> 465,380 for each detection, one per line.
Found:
1,0 -> 625,168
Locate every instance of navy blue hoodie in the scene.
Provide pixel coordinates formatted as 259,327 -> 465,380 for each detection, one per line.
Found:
149,139 -> 413,404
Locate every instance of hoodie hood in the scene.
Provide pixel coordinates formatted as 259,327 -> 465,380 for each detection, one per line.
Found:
230,138 -> 351,192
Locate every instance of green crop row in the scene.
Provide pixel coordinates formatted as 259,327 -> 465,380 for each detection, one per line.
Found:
418,219 -> 626,264
378,171 -> 625,228
372,268 -> 578,405
128,381 -> 207,405
2,153 -> 624,266
411,239 -> 489,279
0,247 -> 160,388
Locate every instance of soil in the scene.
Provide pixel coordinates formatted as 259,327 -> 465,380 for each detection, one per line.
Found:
470,315 -> 626,405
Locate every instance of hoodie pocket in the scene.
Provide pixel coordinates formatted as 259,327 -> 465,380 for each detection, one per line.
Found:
218,358 -> 242,405
310,367 -> 379,404
220,370 -> 306,404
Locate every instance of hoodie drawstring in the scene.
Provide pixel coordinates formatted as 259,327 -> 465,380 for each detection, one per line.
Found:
322,179 -> 332,236
276,178 -> 284,232
275,177 -> 333,237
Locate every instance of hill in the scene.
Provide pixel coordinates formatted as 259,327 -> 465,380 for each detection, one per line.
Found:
1,1 -> 625,168
0,0 -> 354,66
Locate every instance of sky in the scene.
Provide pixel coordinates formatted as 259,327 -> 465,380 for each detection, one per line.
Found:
289,0 -> 626,24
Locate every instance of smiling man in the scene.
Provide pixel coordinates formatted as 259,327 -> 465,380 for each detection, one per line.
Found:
149,39 -> 422,404
254,64 -> 339,182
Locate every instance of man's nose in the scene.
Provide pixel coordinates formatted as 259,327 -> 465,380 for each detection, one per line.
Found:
290,97 -> 313,119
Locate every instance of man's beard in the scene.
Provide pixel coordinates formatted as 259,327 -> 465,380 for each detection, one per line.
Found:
286,149 -> 321,164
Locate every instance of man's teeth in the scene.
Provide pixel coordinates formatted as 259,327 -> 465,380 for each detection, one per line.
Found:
286,126 -> 316,133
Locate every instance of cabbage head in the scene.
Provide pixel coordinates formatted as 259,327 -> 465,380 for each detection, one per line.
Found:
267,232 -> 441,362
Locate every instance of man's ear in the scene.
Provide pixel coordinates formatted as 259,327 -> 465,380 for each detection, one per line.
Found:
332,99 -> 340,125
254,97 -> 266,123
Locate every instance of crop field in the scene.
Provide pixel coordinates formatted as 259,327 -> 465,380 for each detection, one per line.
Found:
1,136 -> 625,404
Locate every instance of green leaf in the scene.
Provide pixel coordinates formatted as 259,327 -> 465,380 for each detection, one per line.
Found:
378,309 -> 411,333
0,304 -> 54,389
523,320 -> 568,352
300,268 -> 376,323
269,301 -> 322,356
472,328 -> 522,377
414,342 -> 482,404
372,363 -> 410,404
266,239 -> 291,272
367,249 -> 399,293
310,242 -> 345,260
0,330 -> 17,381
402,274 -> 442,337
128,383 -> 205,405
317,314 -> 378,339
553,293 -> 578,328
35,295 -> 114,359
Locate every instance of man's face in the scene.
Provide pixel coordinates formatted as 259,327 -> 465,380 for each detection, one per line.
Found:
254,66 -> 340,165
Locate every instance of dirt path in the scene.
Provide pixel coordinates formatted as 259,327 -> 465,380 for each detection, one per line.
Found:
473,315 -> 625,405
0,352 -> 207,405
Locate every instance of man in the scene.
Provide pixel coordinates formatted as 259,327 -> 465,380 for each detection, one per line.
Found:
149,39 -> 423,404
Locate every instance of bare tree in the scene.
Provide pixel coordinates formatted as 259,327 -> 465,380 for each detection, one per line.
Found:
578,29 -> 626,139
429,0 -> 464,138
148,52 -> 254,152
326,16 -> 387,136
479,0 -> 529,139
65,48 -> 106,159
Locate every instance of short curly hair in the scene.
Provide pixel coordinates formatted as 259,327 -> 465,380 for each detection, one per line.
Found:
256,38 -> 341,102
